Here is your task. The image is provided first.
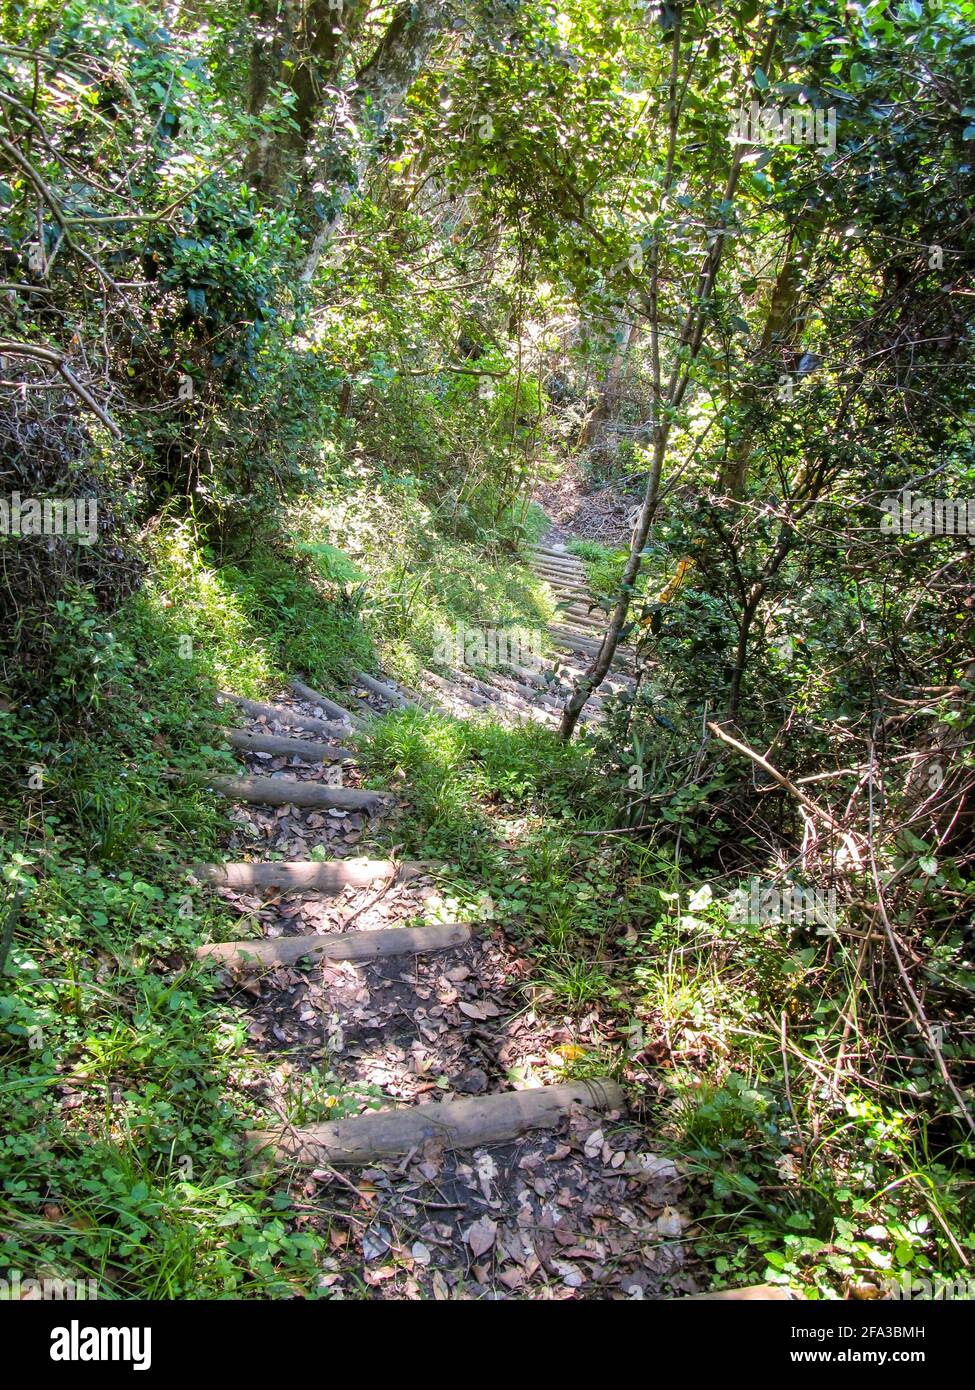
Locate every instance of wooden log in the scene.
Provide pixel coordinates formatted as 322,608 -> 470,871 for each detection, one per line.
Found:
250,1079 -> 626,1166
444,672 -> 550,724
290,680 -> 366,730
540,583 -> 593,600
221,729 -> 354,763
353,671 -> 417,710
469,673 -> 559,717
557,607 -> 605,629
490,673 -> 562,710
197,922 -> 471,968
190,858 -> 424,891
534,566 -> 587,582
531,551 -> 585,566
532,553 -> 584,568
549,623 -> 632,655
530,546 -> 582,564
503,662 -> 547,688
217,692 -> 347,739
423,669 -> 493,709
547,625 -> 603,652
184,771 -> 388,811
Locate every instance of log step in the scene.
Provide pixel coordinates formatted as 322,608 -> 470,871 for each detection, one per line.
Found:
197,922 -> 471,969
250,1079 -> 626,1166
548,625 -> 603,652
535,570 -> 587,586
534,558 -> 585,572
530,545 -> 584,561
423,668 -> 494,711
540,582 -> 593,600
556,607 -> 605,630
353,671 -> 417,710
532,554 -> 586,568
217,692 -> 348,740
290,680 -> 366,731
222,729 -> 354,763
190,858 -> 426,891
548,623 -> 632,658
184,771 -> 388,811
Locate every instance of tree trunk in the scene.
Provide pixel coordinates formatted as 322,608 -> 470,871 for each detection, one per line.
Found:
719,213 -> 825,497
244,0 -> 368,193
298,0 -> 450,285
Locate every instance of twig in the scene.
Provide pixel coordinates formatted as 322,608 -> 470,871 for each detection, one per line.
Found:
0,889 -> 24,976
706,721 -> 846,835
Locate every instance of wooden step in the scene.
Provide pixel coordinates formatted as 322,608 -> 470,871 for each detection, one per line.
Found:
190,858 -> 425,891
549,623 -> 633,657
184,771 -> 388,812
533,562 -> 580,574
447,671 -> 553,725
503,662 -> 548,689
197,922 -> 471,969
290,680 -> 366,730
532,553 -> 584,567
423,668 -> 493,711
483,671 -> 562,710
548,625 -> 603,652
556,606 -> 605,630
250,1079 -> 626,1166
353,671 -> 417,710
534,566 -> 587,583
531,547 -> 583,564
217,692 -> 348,740
452,668 -> 544,716
536,586 -> 589,603
221,729 -> 354,763
530,544 -> 575,558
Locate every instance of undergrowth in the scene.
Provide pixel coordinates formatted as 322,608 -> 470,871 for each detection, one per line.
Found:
358,709 -> 974,1299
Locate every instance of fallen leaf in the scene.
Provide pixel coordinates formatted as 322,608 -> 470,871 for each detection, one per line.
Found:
656,1206 -> 683,1237
465,1215 -> 498,1258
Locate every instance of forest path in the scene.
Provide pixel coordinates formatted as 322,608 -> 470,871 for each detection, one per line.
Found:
184,543 -> 703,1299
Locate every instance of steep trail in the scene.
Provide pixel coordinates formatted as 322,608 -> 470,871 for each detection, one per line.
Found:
180,540 -> 776,1299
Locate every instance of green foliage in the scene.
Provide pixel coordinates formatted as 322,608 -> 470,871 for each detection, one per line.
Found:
2,0 -> 974,1305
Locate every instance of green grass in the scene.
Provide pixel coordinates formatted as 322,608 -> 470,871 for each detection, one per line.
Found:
567,538 -> 630,597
